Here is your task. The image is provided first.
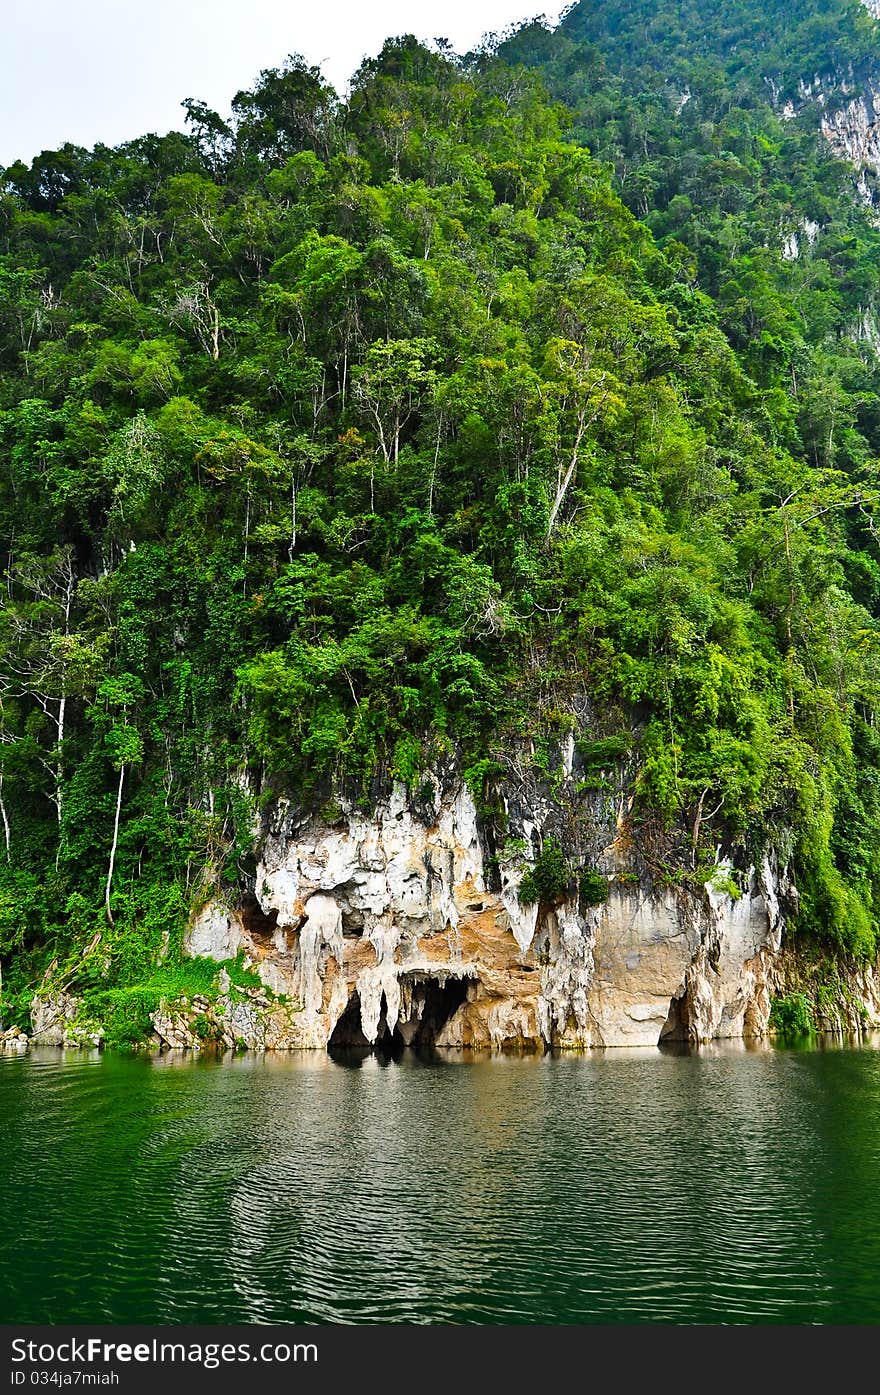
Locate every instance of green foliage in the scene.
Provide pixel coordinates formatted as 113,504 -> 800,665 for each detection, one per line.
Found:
519,839 -> 571,906
84,988 -> 157,1049
578,866 -> 609,909
2,10 -> 880,1030
77,952 -> 258,1049
769,992 -> 815,1039
577,735 -> 633,769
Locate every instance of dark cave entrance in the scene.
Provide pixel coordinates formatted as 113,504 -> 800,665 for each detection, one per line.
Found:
659,990 -> 690,1045
328,975 -> 470,1055
237,892 -> 279,944
409,975 -> 469,1047
328,991 -> 373,1050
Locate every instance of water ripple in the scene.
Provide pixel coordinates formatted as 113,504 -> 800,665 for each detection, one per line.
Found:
2,1044 -> 879,1322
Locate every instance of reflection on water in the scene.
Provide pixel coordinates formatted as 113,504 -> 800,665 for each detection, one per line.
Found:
2,1041 -> 880,1323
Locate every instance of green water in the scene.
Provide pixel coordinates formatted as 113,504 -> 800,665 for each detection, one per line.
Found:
2,1042 -> 880,1324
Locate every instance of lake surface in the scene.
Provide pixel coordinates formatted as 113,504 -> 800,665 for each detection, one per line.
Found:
2,1041 -> 880,1324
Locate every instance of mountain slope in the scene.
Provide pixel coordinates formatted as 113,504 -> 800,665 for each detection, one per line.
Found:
1,21 -> 880,1043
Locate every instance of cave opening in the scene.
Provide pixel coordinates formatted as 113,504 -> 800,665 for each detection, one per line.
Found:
659,989 -> 690,1045
408,975 -> 469,1048
328,975 -> 470,1055
236,892 -> 279,943
328,991 -> 372,1049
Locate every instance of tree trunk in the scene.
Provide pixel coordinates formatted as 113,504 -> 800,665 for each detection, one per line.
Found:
53,561 -> 74,865
55,692 -> 66,826
0,773 -> 10,861
783,509 -> 795,719
104,764 -> 125,927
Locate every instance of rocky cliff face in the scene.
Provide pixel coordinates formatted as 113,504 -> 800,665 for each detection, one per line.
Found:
770,3 -> 880,206
803,69 -> 880,204
145,768 -> 800,1052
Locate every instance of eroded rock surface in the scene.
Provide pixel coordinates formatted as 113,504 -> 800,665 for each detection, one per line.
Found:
29,991 -> 101,1047
171,777 -> 795,1051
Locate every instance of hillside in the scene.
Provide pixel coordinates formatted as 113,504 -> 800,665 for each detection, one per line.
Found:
2,9 -> 880,1047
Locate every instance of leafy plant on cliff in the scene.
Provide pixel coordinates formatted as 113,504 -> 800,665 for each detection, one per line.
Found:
518,839 -> 571,906
578,866 -> 609,909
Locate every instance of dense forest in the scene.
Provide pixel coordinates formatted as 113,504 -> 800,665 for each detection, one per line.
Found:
3,0 -> 880,1036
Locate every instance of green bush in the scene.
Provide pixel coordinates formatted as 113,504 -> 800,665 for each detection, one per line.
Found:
578,866 -> 609,909
769,993 -> 814,1039
577,735 -> 633,768
85,988 -> 159,1049
192,1013 -> 224,1045
518,838 -> 571,906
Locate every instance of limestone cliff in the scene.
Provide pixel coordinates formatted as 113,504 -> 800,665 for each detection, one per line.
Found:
795,67 -> 880,205
148,769 -> 799,1052
24,763 -> 880,1054
764,2 -> 880,206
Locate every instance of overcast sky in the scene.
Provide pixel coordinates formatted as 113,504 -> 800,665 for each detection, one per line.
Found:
0,1 -> 566,167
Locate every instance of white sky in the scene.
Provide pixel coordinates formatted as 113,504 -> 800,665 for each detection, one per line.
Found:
0,1 -> 566,167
